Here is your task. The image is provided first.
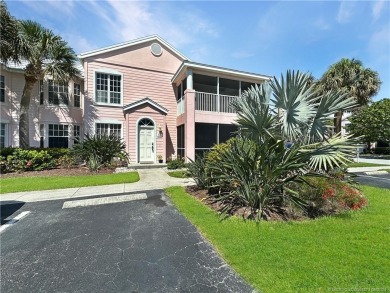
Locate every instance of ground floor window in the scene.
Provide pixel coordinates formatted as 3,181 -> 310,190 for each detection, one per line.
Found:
48,124 -> 69,148
0,123 -> 7,148
177,125 -> 185,159
96,123 -> 121,138
73,125 -> 81,144
195,122 -> 238,156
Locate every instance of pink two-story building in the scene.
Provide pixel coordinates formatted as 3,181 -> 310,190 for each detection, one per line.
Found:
1,35 -> 270,163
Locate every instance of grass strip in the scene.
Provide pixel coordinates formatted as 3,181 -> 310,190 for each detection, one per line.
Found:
0,172 -> 139,194
167,170 -> 189,178
165,186 -> 390,293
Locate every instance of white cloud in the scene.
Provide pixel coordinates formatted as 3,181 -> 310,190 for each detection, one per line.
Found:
337,1 -> 356,23
314,17 -> 330,30
19,0 -> 75,18
372,0 -> 386,21
63,33 -> 96,54
368,26 -> 390,63
231,51 -> 255,59
88,0 -> 218,49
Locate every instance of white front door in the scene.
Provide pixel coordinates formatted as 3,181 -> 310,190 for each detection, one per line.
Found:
139,127 -> 154,162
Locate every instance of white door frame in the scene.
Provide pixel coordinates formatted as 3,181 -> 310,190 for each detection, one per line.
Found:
136,117 -> 156,163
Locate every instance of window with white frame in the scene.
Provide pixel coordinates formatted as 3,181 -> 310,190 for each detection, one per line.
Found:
73,125 -> 81,144
48,124 -> 69,148
48,80 -> 69,105
95,73 -> 121,105
39,80 -> 44,105
0,75 -> 5,102
74,83 -> 81,107
96,123 -> 121,138
0,123 -> 7,148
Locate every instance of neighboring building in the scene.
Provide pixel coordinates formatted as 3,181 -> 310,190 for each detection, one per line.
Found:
0,35 -> 270,162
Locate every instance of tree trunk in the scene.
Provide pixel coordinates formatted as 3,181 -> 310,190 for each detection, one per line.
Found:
19,76 -> 37,148
334,110 -> 343,135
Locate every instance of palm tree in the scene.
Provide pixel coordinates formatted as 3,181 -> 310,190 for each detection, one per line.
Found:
317,58 -> 381,134
0,1 -> 20,63
12,20 -> 80,148
233,70 -> 358,169
203,70 -> 360,219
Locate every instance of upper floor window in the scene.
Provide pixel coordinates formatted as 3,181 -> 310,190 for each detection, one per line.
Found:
74,83 -> 81,108
95,73 -> 121,105
0,75 -> 5,102
48,80 -> 69,105
39,80 -> 44,105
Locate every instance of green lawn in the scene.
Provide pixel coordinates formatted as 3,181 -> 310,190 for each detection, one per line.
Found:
167,170 -> 189,178
165,186 -> 390,293
0,172 -> 139,194
348,162 -> 388,167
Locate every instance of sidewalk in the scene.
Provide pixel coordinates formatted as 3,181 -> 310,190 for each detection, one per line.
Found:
0,168 -> 195,204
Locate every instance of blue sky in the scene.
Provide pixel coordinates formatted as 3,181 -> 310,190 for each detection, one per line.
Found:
7,0 -> 390,101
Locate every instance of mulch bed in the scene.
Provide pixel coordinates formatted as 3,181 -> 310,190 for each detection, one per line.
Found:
185,185 -> 305,221
0,167 -> 115,178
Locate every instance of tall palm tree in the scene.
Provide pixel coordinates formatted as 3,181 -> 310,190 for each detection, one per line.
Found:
0,1 -> 20,63
317,58 -> 381,134
12,20 -> 80,148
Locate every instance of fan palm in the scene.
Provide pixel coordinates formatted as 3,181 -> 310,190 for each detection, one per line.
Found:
233,70 -> 358,170
0,1 -> 20,63
317,58 -> 381,134
2,18 -> 80,148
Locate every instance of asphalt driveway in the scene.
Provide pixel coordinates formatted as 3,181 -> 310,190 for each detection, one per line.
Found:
1,190 -> 254,293
355,172 -> 390,189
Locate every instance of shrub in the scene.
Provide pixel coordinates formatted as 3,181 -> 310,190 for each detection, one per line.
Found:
167,158 -> 185,170
187,154 -> 209,189
287,176 -> 367,218
373,147 -> 390,155
0,146 -> 15,157
5,148 -> 56,172
87,154 -> 101,172
45,148 -> 70,159
57,154 -> 76,168
71,134 -> 128,166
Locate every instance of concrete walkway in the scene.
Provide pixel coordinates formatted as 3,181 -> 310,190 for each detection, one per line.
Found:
0,169 -> 195,204
353,157 -> 390,165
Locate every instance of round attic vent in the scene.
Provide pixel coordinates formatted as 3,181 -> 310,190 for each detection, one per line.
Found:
150,43 -> 162,56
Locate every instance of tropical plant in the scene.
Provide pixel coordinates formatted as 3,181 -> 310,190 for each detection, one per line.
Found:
71,134 -> 128,166
317,58 -> 381,133
1,11 -> 80,148
199,70 -> 361,220
0,1 -> 20,63
348,98 -> 390,151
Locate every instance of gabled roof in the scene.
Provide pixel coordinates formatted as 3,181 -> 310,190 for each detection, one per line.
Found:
78,35 -> 189,61
123,97 -> 168,114
172,61 -> 272,84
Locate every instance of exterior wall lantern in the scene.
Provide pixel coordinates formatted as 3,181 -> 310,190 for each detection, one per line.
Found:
157,125 -> 163,138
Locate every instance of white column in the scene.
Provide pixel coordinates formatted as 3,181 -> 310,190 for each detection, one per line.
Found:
186,69 -> 193,90
217,76 -> 220,112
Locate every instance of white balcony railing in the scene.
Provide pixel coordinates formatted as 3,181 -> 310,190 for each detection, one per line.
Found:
176,96 -> 185,116
195,91 -> 237,113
